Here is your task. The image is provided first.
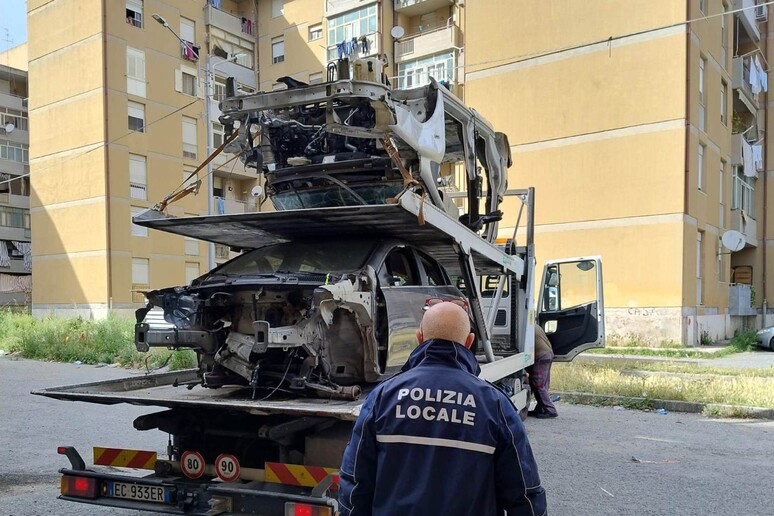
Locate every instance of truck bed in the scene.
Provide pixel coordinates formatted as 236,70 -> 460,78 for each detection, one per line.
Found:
31,369 -> 367,421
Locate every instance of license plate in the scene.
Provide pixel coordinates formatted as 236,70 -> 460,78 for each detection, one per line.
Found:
109,482 -> 170,503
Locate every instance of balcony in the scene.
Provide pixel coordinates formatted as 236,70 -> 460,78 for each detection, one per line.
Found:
326,0 -> 372,17
214,196 -> 258,215
395,26 -> 461,63
734,0 -> 761,42
205,4 -> 254,38
730,133 -> 763,175
728,284 -> 757,316
0,193 -> 30,209
732,56 -> 760,116
394,0 -> 454,16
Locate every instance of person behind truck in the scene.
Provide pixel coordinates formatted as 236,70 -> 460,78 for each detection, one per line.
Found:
339,301 -> 547,516
527,325 -> 558,418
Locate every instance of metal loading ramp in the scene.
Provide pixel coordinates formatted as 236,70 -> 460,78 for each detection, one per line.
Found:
133,192 -> 525,278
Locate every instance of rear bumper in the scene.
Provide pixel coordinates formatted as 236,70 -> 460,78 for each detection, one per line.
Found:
59,468 -> 338,516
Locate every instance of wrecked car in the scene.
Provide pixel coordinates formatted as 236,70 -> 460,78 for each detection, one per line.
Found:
135,237 -> 466,399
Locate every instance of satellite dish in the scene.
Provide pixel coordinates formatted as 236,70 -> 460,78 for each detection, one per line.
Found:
721,230 -> 745,252
250,185 -> 263,198
390,26 -> 405,39
4,124 -> 14,134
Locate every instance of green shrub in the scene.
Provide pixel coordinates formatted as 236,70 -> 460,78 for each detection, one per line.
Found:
0,310 -> 197,371
729,327 -> 758,352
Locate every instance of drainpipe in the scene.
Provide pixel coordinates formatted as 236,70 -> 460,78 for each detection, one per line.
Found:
101,1 -> 113,317
684,4 -> 692,343
762,16 -> 769,329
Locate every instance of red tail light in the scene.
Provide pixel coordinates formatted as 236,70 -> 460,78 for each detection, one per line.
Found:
61,475 -> 99,499
284,502 -> 332,516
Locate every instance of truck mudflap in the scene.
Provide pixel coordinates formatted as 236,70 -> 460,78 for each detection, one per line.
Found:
58,447 -> 339,515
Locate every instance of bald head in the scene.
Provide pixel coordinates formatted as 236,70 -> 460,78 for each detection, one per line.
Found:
416,302 -> 475,348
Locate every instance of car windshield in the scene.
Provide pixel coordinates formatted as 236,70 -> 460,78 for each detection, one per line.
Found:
206,239 -> 378,278
271,183 -> 405,210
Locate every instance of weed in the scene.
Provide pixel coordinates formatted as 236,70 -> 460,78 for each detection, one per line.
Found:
699,330 -> 713,346
728,327 -> 758,352
702,405 -> 753,419
0,310 -> 197,371
552,362 -> 774,408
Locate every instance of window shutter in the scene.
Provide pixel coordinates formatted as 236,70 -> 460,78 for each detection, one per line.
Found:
182,117 -> 197,145
175,69 -> 183,93
129,155 -> 146,184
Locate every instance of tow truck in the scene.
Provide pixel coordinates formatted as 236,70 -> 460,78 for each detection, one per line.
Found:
33,57 -> 605,515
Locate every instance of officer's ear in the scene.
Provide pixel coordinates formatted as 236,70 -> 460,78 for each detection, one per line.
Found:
416,328 -> 424,344
464,333 -> 475,349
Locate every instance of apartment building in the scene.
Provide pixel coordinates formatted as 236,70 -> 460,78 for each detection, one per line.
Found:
464,0 -> 769,344
25,0 -> 772,344
27,0 -> 260,317
0,63 -> 32,307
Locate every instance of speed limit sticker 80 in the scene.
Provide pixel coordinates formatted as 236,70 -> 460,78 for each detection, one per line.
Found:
215,453 -> 240,482
180,450 -> 205,479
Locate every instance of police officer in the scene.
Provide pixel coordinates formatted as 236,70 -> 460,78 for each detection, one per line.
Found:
339,302 -> 547,516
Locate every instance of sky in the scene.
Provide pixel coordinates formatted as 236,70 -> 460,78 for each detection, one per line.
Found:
0,0 -> 28,52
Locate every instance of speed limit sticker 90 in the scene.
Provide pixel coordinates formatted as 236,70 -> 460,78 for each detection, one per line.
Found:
180,450 -> 205,479
215,453 -> 240,482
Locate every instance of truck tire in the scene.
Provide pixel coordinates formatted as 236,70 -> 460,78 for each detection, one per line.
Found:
519,387 -> 532,422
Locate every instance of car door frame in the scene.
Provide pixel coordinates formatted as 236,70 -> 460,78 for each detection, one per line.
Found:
536,256 -> 604,361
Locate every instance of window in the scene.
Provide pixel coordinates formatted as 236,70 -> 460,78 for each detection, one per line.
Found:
213,176 -> 223,198
132,258 -> 149,285
214,77 -> 227,101
721,3 -> 728,66
176,67 -> 197,96
698,56 -> 706,131
696,231 -> 704,305
309,72 -> 323,85
398,52 -> 455,89
383,248 -> 419,286
309,24 -> 322,41
0,109 -> 28,132
272,37 -> 285,64
732,166 -> 755,213
131,207 -> 148,237
129,154 -> 147,200
128,101 -> 145,132
212,123 -> 224,148
720,80 -> 727,124
698,143 -> 705,191
0,140 -> 29,163
182,168 -> 199,189
126,47 -> 146,97
182,117 -> 197,159
180,17 -> 195,45
699,0 -> 705,14
419,253 -> 445,286
185,238 -> 199,256
186,262 -> 200,284
126,0 -> 143,28
0,206 -> 29,228
326,4 -> 378,60
272,0 -> 284,18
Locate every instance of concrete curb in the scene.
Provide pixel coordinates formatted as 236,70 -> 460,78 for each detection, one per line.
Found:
554,391 -> 774,420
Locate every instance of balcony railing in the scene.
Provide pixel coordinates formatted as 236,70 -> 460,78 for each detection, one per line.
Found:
394,0 -> 454,16
395,26 -> 460,62
214,196 -> 257,214
732,55 -> 760,114
215,244 -> 231,259
735,0 -> 761,41
205,4 -> 254,38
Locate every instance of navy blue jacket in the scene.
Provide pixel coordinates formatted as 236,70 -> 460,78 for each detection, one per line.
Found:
339,339 -> 547,516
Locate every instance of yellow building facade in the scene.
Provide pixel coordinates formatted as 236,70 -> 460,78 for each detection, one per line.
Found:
26,0 -> 771,344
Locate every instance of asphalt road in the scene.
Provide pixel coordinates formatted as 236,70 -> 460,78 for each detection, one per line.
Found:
1,356 -> 773,516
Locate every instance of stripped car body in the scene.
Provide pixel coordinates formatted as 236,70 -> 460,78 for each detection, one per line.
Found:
133,68 -> 514,399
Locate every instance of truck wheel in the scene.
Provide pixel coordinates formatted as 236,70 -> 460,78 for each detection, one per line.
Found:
519,388 -> 532,422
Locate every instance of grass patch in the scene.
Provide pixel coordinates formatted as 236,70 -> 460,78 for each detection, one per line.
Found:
586,359 -> 774,377
701,405 -> 754,418
0,310 -> 196,371
587,347 -> 713,359
552,361 -> 774,409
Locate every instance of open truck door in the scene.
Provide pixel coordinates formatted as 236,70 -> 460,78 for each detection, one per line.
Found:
537,257 -> 604,361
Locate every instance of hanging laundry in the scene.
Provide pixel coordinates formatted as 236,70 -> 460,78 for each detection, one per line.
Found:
757,56 -> 768,93
360,35 -> 369,54
742,139 -> 756,177
12,241 -> 31,272
0,242 -> 9,268
351,37 -> 359,55
750,57 -> 761,95
752,144 -> 764,171
211,0 -> 222,8
337,41 -> 346,59
217,197 -> 226,214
